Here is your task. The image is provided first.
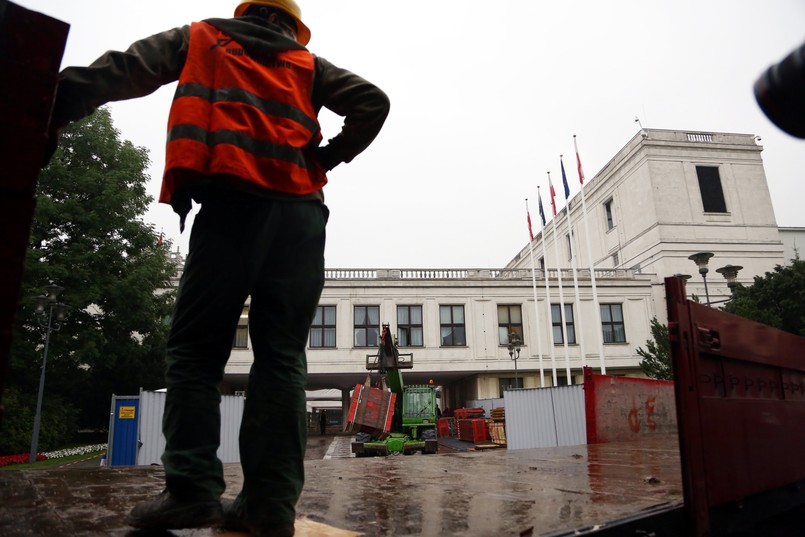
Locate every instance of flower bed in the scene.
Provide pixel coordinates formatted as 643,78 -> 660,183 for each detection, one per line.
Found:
0,444 -> 107,468
0,453 -> 45,467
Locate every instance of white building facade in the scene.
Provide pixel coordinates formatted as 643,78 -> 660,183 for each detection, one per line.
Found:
220,128 -> 788,413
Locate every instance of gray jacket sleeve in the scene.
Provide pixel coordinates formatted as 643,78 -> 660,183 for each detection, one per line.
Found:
311,56 -> 390,170
52,26 -> 190,128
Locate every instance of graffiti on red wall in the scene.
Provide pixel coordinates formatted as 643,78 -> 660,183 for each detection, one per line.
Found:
628,395 -> 657,433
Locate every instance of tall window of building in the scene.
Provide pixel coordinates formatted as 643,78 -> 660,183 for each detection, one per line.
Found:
499,377 -> 523,396
233,305 -> 249,349
566,233 -> 573,260
612,251 -> 619,267
604,199 -> 614,230
310,305 -> 336,348
551,303 -> 576,344
600,303 -> 626,343
354,305 -> 380,347
696,166 -> 727,213
539,256 -> 545,270
397,305 -> 423,347
497,304 -> 523,345
439,305 -> 466,346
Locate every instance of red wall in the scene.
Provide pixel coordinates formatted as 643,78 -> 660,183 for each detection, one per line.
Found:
583,368 -> 677,444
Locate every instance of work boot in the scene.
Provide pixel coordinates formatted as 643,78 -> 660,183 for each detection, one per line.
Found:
127,490 -> 223,530
222,498 -> 295,537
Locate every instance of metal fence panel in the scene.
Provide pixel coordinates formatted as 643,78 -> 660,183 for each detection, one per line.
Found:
136,390 -> 245,465
504,385 -> 585,450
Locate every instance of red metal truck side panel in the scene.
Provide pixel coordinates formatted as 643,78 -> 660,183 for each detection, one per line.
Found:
665,276 -> 805,536
0,1 -> 69,426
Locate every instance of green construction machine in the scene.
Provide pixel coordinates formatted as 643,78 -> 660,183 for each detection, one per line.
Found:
350,323 -> 438,457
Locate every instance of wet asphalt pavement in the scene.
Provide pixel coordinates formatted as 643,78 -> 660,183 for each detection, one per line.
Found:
0,434 -> 685,536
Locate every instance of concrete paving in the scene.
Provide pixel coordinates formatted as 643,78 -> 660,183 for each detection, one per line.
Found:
0,434 -> 683,536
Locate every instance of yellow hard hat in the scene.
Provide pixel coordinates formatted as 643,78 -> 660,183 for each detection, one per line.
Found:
234,0 -> 311,45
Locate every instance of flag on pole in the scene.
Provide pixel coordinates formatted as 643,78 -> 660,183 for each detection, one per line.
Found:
157,230 -> 164,247
547,172 -> 557,216
560,156 -> 570,199
574,135 -> 585,185
537,188 -> 546,226
526,201 -> 534,241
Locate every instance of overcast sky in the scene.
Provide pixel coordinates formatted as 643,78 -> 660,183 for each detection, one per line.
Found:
23,1 -> 805,268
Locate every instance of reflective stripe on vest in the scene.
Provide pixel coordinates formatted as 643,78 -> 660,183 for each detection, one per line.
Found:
160,21 -> 326,204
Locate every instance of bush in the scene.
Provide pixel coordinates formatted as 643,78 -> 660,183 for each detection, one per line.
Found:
0,387 -> 79,455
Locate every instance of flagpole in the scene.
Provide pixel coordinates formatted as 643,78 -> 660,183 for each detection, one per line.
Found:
525,199 -> 545,387
574,135 -> 606,374
549,172 -> 572,385
561,156 -> 586,368
538,186 -> 557,386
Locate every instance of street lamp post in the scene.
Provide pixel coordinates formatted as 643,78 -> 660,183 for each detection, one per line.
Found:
688,252 -> 714,305
507,332 -> 522,389
29,284 -> 68,464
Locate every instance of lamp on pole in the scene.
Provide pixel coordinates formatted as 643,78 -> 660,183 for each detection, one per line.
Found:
29,284 -> 69,464
716,264 -> 744,297
688,252 -> 714,305
507,332 -> 522,389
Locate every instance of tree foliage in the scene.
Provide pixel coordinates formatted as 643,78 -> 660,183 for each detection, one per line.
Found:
636,317 -> 673,380
2,108 -> 177,454
723,257 -> 805,337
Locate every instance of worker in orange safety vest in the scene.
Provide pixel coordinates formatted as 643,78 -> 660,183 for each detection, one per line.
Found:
47,1 -> 390,535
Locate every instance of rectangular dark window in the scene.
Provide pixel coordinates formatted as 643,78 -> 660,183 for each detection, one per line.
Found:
233,306 -> 249,349
601,303 -> 626,343
696,166 -> 727,213
439,305 -> 466,346
551,303 -> 576,344
566,233 -> 573,260
397,305 -> 423,347
539,256 -> 545,270
497,305 -> 523,345
310,305 -> 336,348
499,377 -> 524,396
354,305 -> 380,347
604,199 -> 614,230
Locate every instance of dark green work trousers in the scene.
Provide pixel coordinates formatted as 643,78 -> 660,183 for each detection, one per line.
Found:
161,193 -> 327,528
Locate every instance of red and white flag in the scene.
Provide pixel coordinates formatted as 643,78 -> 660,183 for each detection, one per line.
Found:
547,172 -> 557,216
526,200 -> 534,241
574,135 -> 585,185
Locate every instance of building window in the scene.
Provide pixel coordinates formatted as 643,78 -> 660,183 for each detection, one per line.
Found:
696,166 -> 727,213
601,303 -> 626,343
354,305 -> 380,347
604,199 -> 614,230
612,251 -> 619,267
397,305 -> 423,347
499,377 -> 523,396
439,305 -> 466,346
539,256 -> 545,270
233,306 -> 249,349
551,304 -> 576,344
566,233 -> 573,260
310,305 -> 336,348
498,305 -> 523,345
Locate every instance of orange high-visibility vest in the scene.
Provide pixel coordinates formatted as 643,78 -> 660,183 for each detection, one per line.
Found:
160,21 -> 326,204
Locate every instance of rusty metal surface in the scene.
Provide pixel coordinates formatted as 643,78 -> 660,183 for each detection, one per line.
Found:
665,276 -> 805,536
0,435 -> 682,536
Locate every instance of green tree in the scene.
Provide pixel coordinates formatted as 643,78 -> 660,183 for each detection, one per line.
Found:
2,108 -> 176,454
723,257 -> 805,337
636,317 -> 673,380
